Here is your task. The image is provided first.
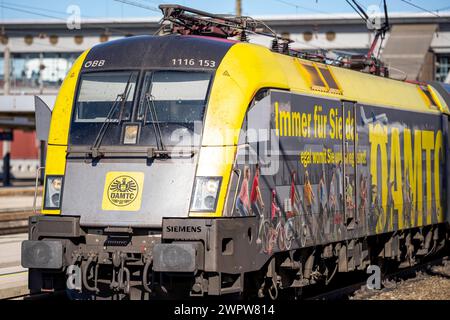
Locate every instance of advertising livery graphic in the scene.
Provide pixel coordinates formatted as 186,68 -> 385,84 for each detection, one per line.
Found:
233,91 -> 444,255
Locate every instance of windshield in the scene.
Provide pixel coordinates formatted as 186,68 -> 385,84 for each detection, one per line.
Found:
136,71 -> 210,147
69,71 -> 138,146
69,70 -> 211,148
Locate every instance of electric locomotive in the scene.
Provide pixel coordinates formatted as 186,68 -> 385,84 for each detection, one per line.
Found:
22,5 -> 450,299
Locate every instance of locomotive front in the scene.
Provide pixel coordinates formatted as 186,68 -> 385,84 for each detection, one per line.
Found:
21,35 -> 257,299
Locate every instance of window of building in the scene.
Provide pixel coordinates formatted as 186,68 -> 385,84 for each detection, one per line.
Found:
326,31 -> 336,41
436,54 -> 450,83
303,31 -> 313,42
8,52 -> 81,90
0,54 -> 4,83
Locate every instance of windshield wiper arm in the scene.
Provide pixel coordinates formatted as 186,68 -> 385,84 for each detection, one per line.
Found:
144,93 -> 165,152
90,74 -> 133,157
90,94 -> 121,157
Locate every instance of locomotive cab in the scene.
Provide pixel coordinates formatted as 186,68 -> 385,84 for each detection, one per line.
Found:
22,35 -> 248,298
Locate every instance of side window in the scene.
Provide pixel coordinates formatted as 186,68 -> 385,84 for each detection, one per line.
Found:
238,89 -> 271,146
247,89 -> 272,156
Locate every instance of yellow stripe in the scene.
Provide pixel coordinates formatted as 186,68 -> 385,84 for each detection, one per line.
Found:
202,43 -> 290,147
189,146 -> 236,217
41,144 -> 68,215
42,49 -> 89,215
428,84 -> 450,114
0,270 -> 28,278
48,50 -> 90,146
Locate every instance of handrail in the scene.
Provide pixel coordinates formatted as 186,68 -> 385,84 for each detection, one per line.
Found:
33,166 -> 44,215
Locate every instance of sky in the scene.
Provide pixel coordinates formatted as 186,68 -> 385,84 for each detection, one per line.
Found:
0,0 -> 449,21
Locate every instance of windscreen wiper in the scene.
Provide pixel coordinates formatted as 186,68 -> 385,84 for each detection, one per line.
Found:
144,93 -> 165,152
90,74 -> 133,158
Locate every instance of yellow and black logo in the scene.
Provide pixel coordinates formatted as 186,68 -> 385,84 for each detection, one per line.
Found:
102,172 -> 144,211
108,176 -> 138,206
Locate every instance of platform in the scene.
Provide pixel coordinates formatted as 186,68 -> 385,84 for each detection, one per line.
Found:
0,233 -> 28,299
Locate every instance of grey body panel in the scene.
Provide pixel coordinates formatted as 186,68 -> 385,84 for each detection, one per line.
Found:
61,157 -> 197,227
34,96 -> 52,141
163,217 -> 267,274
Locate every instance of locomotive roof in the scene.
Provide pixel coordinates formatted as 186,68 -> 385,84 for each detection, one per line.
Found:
82,34 -> 237,73
81,34 -> 449,115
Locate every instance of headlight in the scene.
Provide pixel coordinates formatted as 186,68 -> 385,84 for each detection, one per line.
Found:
190,177 -> 221,212
44,176 -> 63,209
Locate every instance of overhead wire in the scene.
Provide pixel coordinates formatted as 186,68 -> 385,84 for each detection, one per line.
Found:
234,0 -> 364,51
435,5 -> 450,12
113,0 -> 160,13
273,0 -> 356,18
271,0 -> 370,31
0,3 -> 65,21
3,0 -> 444,65
273,0 -> 332,15
0,2 -> 152,37
400,0 -> 440,17
1,1 -> 95,19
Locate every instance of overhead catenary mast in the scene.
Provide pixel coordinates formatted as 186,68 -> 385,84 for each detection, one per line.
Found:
236,0 -> 242,16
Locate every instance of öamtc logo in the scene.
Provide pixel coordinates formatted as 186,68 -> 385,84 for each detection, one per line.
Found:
107,175 -> 139,207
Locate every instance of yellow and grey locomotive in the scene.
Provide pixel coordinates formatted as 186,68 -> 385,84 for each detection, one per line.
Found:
22,5 -> 450,299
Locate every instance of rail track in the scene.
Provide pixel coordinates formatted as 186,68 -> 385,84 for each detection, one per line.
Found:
0,186 -> 42,235
0,208 -> 35,235
3,289 -> 67,301
2,257 -> 448,300
306,255 -> 449,300
0,186 -> 41,198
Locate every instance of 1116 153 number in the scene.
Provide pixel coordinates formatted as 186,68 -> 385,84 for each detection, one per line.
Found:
172,58 -> 216,68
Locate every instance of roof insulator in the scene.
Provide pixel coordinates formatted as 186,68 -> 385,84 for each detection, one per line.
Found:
240,31 -> 248,42
271,39 -> 279,52
281,41 -> 289,55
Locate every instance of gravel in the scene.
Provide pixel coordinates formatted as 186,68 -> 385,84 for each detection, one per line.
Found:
351,260 -> 450,300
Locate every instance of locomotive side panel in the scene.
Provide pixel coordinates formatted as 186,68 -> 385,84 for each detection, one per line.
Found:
228,90 -> 446,255
357,103 -> 445,233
